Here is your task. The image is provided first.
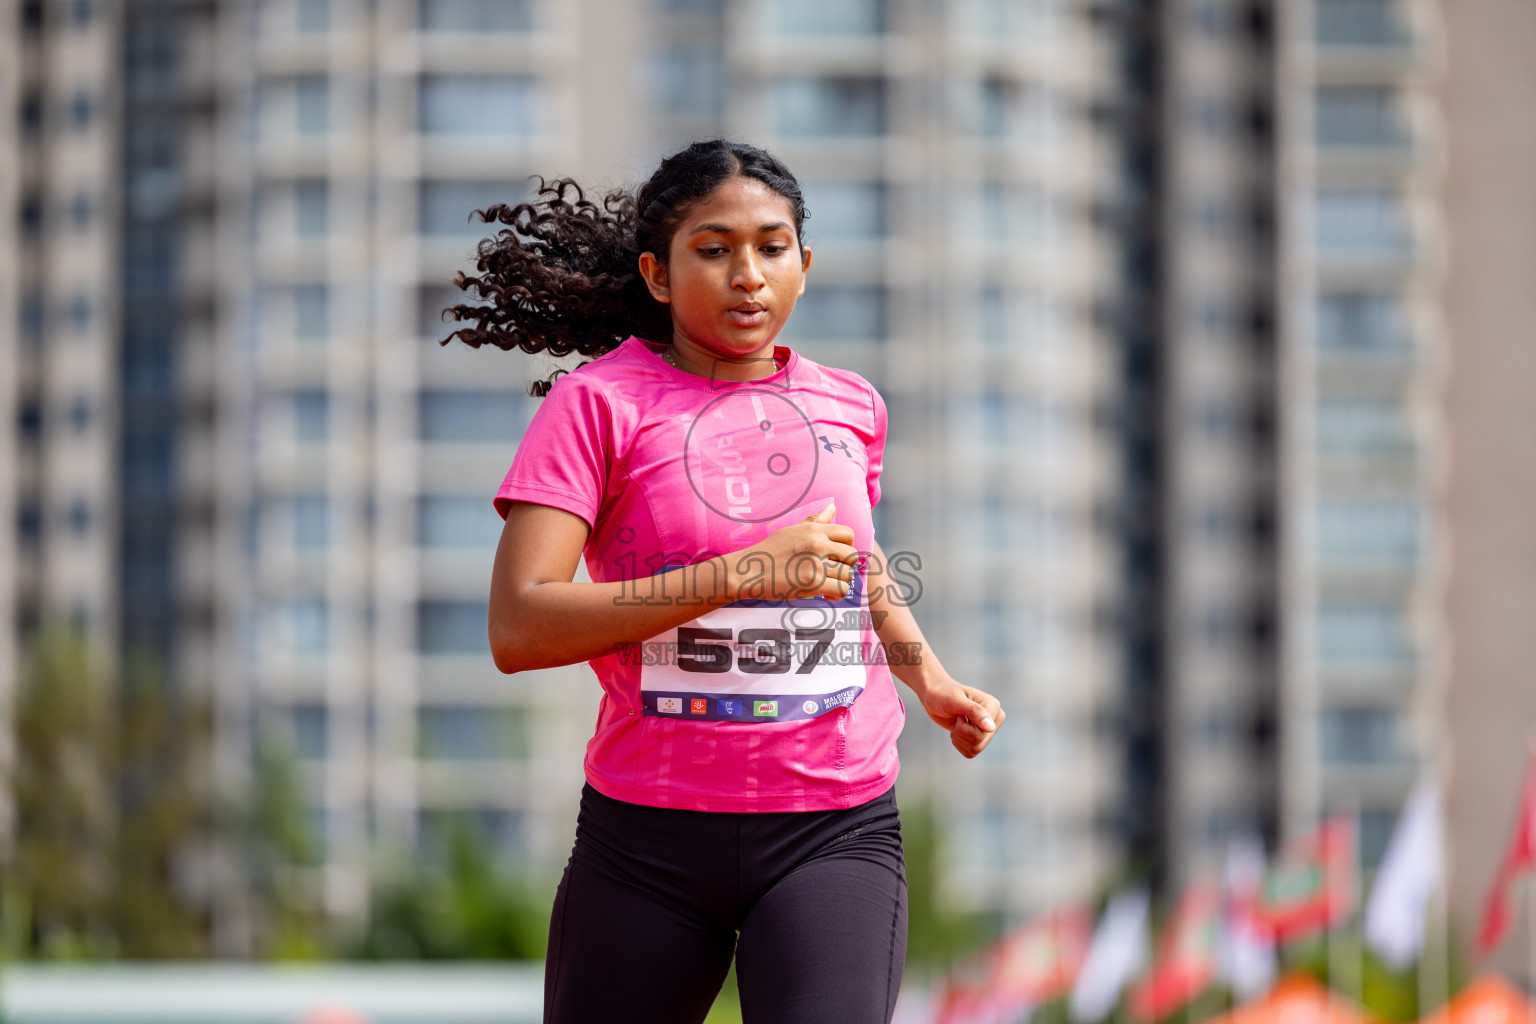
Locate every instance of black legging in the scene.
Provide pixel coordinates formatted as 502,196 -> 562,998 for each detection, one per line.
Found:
543,782 -> 908,1024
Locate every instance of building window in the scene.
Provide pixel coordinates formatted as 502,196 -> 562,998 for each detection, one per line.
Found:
294,180 -> 329,238
799,180 -> 886,240
293,389 -> 329,443
416,705 -> 529,760
1315,602 -> 1413,668
978,285 -> 1007,344
290,702 -> 329,759
769,0 -> 885,35
292,494 -> 329,550
67,396 -> 92,432
654,47 -> 726,119
295,74 -> 329,134
1316,291 -> 1409,352
68,296 -> 94,330
1320,706 -> 1404,764
1315,497 -> 1423,565
72,0 -> 95,25
295,283 -> 329,341
417,599 -> 490,654
418,495 -> 503,548
280,597 -> 330,655
418,179 -> 523,236
778,286 -> 886,342
69,191 -> 94,228
1314,188 -> 1409,255
418,390 -> 526,442
416,807 -> 525,862
418,74 -> 536,135
296,0 -> 329,32
419,0 -> 533,31
774,76 -> 885,137
67,500 -> 92,536
1316,86 -> 1407,148
974,77 -> 1011,138
1315,399 -> 1413,459
1315,0 -> 1411,48
69,92 -> 95,129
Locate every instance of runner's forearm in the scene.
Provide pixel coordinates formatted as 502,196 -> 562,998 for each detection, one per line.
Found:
867,539 -> 952,699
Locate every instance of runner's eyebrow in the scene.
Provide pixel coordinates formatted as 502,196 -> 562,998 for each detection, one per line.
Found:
688,221 -> 793,237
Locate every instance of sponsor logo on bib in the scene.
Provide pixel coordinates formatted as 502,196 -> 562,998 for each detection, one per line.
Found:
754,700 -> 779,718
657,697 -> 683,714
690,698 -> 708,715
803,700 -> 820,715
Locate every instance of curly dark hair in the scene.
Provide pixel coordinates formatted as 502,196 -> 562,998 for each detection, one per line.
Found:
439,139 -> 807,396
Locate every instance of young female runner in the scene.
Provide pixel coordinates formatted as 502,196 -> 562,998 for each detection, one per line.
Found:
448,139 -> 1005,1024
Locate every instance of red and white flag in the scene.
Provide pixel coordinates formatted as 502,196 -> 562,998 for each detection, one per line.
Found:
936,908 -> 1093,1024
1129,883 -> 1221,1022
1220,835 -> 1276,999
1475,750 -> 1536,956
1250,817 -> 1356,944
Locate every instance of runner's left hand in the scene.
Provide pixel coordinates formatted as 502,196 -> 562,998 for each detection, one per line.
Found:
917,677 -> 1005,759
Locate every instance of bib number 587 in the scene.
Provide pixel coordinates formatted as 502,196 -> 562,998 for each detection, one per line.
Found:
677,627 -> 834,675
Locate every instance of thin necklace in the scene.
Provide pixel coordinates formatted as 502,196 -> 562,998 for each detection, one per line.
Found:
662,345 -> 682,371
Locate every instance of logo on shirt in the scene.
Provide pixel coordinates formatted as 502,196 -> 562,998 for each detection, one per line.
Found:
657,697 -> 683,714
818,434 -> 853,457
802,700 -> 820,715
717,699 -> 743,717
690,698 -> 708,715
754,700 -> 779,718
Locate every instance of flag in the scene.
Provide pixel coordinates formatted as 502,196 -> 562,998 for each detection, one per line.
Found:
936,908 -> 1093,1024
1129,883 -> 1221,1022
1476,750 -> 1536,956
1070,888 -> 1149,1023
1363,778 -> 1443,969
1220,835 -> 1276,1000
1251,817 -> 1355,943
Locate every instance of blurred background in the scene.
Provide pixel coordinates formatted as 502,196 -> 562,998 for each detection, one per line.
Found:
2,0 -> 1535,1021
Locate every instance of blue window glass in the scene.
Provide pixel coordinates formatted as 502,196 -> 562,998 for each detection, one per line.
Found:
1320,706 -> 1403,763
418,390 -> 526,442
295,74 -> 329,134
69,296 -> 93,330
72,0 -> 95,24
419,180 -> 524,236
293,389 -> 329,442
295,180 -> 329,238
416,807 -> 525,861
418,495 -> 504,548
1314,188 -> 1409,255
419,74 -> 535,135
1315,498 -> 1423,564
769,0 -> 885,34
69,92 -> 95,128
20,293 -> 44,338
779,286 -> 886,341
1316,291 -> 1408,352
297,0 -> 330,31
417,599 -> 489,654
975,77 -> 1010,138
68,396 -> 92,432
1315,602 -> 1412,668
295,283 -> 328,340
284,597 -> 329,654
1316,86 -> 1407,148
291,702 -> 329,759
67,500 -> 92,536
800,180 -> 886,239
69,191 -> 93,228
417,705 -> 528,760
654,47 -> 725,118
1315,0 -> 1411,48
292,494 -> 329,549
774,76 -> 885,137
419,0 -> 532,30
978,285 -> 1007,344
1315,400 -> 1413,459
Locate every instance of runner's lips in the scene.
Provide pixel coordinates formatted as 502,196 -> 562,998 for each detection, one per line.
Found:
727,305 -> 768,327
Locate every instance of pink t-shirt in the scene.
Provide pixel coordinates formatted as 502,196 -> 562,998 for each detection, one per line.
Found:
494,335 -> 905,812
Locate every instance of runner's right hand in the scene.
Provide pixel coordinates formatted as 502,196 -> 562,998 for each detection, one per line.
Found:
723,502 -> 858,603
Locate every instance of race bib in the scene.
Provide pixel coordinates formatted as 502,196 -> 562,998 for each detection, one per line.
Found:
637,565 -> 874,723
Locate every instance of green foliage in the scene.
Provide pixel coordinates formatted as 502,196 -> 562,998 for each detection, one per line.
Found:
1,626 -> 209,960
345,814 -> 549,960
219,742 -> 328,960
902,799 -> 1000,978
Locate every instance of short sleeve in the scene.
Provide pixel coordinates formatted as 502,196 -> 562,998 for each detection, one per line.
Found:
493,374 -> 612,529
866,381 -> 887,509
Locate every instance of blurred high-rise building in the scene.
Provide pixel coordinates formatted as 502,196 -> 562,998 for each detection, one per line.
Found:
2,0 -> 1500,954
